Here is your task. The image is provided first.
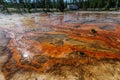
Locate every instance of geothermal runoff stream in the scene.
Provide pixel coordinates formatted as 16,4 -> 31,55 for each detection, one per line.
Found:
0,12 -> 120,80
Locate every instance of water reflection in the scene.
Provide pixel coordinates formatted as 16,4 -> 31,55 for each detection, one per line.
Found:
35,12 -> 119,26
62,12 -> 120,24
20,12 -> 120,33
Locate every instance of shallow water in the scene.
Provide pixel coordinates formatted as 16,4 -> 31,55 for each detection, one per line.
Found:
0,12 -> 120,80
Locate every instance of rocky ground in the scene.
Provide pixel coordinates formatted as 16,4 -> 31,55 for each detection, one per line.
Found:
0,12 -> 120,80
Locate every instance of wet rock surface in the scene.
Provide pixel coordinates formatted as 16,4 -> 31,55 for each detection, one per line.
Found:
0,12 -> 120,80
